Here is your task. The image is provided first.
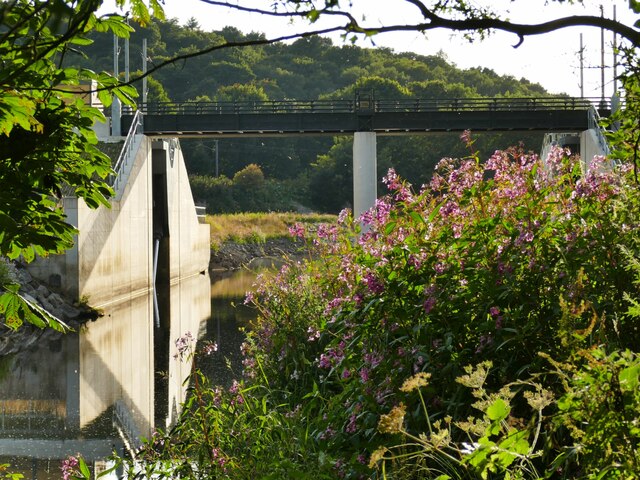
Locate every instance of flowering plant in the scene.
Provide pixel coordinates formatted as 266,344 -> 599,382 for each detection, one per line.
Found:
243,139 -> 640,478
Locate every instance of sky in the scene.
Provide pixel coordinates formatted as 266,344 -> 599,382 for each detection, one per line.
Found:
103,0 -> 635,99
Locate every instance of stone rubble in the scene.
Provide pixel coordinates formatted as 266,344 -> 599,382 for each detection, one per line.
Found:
210,237 -> 305,272
0,260 -> 98,357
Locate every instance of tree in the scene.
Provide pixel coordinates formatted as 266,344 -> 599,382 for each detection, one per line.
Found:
0,0 -> 163,330
202,1 -> 639,46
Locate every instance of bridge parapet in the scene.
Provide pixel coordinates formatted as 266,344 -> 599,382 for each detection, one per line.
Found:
138,96 -> 605,117
122,96 -> 616,137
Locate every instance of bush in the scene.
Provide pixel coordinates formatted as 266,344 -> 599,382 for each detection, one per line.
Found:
189,174 -> 237,213
232,163 -> 265,189
190,167 -> 308,213
241,142 -> 640,478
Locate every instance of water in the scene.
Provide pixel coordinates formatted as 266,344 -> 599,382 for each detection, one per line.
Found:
0,272 -> 212,479
199,265 -> 277,388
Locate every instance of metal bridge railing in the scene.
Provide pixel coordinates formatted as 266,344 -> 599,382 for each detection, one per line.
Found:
588,105 -> 611,156
137,97 -> 607,116
110,109 -> 144,193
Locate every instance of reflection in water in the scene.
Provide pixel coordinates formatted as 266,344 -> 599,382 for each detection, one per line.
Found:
199,267 -> 268,388
0,273 -> 210,479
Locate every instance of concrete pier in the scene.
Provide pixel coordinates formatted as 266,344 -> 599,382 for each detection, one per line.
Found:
353,132 -> 377,220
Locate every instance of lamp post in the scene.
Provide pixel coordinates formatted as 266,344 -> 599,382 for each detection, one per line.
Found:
199,140 -> 219,177
214,139 -> 219,177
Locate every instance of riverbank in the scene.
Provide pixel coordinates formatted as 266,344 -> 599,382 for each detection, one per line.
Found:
210,237 -> 306,272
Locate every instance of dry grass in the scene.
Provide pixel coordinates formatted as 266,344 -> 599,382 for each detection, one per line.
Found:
206,212 -> 336,249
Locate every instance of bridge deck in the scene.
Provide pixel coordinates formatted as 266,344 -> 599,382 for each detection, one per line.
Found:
121,97 -> 610,137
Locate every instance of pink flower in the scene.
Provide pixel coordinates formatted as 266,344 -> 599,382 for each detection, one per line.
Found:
460,129 -> 472,145
61,455 -> 79,480
346,414 -> 357,433
288,222 -> 305,239
423,296 -> 436,314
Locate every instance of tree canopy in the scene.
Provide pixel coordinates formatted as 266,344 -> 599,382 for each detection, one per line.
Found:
0,0 -> 162,330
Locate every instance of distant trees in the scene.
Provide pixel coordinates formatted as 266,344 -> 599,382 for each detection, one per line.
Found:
190,163 -> 303,212
69,1 -> 634,215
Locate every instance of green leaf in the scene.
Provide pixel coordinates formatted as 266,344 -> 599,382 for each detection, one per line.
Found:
428,200 -> 445,222
486,398 -> 510,421
384,221 -> 397,235
78,456 -> 91,479
409,211 -> 425,225
619,364 -> 640,391
499,429 -> 530,455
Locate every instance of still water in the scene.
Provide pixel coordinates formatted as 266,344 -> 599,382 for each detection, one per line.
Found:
0,266 -> 264,479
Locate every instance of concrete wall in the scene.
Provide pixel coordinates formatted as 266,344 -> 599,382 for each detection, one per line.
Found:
28,136 -> 210,308
580,128 -> 609,171
19,134 -> 211,451
153,139 -> 211,283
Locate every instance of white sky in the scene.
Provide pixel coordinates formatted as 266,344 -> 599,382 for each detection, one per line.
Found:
103,0 -> 636,99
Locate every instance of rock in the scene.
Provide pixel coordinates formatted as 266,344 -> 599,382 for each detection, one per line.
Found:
0,261 -> 89,357
210,237 -> 305,272
39,297 -> 55,313
48,292 -> 64,306
36,284 -> 50,302
20,292 -> 38,305
57,303 -> 82,320
14,267 -> 32,284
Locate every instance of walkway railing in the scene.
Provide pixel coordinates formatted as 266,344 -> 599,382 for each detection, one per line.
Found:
138,97 -> 607,116
110,109 -> 144,194
587,105 -> 611,156
113,399 -> 143,453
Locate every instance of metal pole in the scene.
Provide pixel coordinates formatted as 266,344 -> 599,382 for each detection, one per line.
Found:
215,139 -> 219,177
579,33 -> 584,98
600,4 -> 605,103
153,238 -> 160,329
124,37 -> 130,83
111,33 -> 121,136
613,5 -> 618,94
142,38 -> 148,105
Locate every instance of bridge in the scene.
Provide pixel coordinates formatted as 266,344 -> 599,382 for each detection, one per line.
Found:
120,95 -> 612,219
121,96 -> 609,137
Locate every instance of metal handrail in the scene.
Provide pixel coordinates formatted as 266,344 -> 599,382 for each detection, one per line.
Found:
113,399 -> 143,452
137,96 -> 609,116
110,109 -> 143,189
587,105 -> 611,156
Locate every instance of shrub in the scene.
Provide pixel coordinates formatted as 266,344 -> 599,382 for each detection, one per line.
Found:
232,163 -> 265,190
243,141 -> 640,478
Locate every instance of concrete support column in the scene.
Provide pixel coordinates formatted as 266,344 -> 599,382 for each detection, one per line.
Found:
353,131 -> 377,220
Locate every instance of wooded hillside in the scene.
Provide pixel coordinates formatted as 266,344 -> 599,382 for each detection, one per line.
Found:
74,18 -> 556,213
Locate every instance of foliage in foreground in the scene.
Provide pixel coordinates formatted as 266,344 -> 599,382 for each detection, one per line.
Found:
0,0 -> 160,331
67,141 -> 640,479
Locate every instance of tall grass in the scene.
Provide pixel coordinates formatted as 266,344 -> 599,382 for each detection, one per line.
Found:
206,212 -> 336,249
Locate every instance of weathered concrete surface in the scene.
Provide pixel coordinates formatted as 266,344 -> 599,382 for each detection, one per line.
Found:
27,137 -> 210,309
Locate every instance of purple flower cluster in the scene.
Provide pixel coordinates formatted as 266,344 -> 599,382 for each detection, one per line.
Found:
174,331 -> 194,360
60,455 -> 79,480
